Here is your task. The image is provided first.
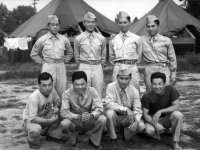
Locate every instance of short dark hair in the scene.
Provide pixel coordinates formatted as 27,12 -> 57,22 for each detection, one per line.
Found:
38,72 -> 53,84
151,72 -> 166,83
154,19 -> 160,26
72,71 -> 87,83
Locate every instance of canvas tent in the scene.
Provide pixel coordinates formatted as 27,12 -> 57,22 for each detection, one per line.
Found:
130,0 -> 200,54
9,0 -> 119,38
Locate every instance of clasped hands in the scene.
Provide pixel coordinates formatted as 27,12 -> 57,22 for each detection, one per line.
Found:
77,112 -> 94,122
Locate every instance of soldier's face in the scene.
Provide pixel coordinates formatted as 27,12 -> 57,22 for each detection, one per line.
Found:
152,78 -> 165,95
117,74 -> 131,89
84,18 -> 96,33
73,78 -> 87,95
39,79 -> 53,97
118,18 -> 131,33
146,22 -> 159,37
48,20 -> 60,35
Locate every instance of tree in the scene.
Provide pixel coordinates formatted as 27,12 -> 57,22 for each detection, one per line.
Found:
0,2 -> 10,30
0,4 -> 35,34
179,0 -> 200,20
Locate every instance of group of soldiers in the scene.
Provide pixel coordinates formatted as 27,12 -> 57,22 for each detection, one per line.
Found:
22,11 -> 183,150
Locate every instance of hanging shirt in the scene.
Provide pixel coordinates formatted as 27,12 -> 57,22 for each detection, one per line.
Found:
74,31 -> 106,65
30,32 -> 73,63
141,34 -> 177,73
109,31 -> 142,65
23,89 -> 60,121
18,38 -> 29,50
61,86 -> 104,120
104,81 -> 142,122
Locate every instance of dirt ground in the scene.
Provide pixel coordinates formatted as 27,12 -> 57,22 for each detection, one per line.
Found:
0,71 -> 200,150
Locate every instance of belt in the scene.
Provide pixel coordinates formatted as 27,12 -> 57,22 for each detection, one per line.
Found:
148,62 -> 168,67
80,60 -> 101,65
43,59 -> 64,63
115,60 -> 136,65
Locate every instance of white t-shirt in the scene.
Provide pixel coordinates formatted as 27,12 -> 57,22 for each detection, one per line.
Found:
23,88 -> 60,121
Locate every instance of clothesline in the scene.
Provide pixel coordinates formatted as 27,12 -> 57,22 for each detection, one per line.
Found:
4,37 -> 32,51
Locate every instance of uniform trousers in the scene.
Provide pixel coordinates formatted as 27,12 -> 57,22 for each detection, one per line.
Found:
41,62 -> 66,99
144,64 -> 170,92
112,63 -> 140,93
106,110 -> 145,141
61,115 -> 106,146
79,63 -> 103,99
145,111 -> 183,142
22,109 -> 62,146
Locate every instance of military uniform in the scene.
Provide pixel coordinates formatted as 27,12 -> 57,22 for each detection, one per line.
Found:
74,12 -> 106,99
31,15 -> 73,99
109,12 -> 142,93
141,15 -> 177,91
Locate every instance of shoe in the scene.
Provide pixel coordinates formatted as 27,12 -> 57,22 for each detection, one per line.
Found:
110,139 -> 118,150
88,139 -> 103,150
46,135 -> 66,144
27,139 -> 40,149
150,132 -> 161,140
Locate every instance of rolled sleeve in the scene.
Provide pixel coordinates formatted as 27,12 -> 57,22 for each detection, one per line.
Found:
28,98 -> 39,121
101,37 -> 107,65
137,37 -> 142,63
109,40 -> 115,65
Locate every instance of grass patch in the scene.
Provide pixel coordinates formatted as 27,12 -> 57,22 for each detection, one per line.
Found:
12,89 -> 34,93
12,115 -> 22,120
0,101 -> 25,109
11,128 -> 23,134
183,131 -> 200,140
0,128 -> 7,133
8,99 -> 19,103
0,116 -> 7,121
1,95 -> 16,99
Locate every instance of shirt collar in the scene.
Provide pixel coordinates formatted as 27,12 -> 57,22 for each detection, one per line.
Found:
148,33 -> 160,41
116,81 -> 129,93
85,31 -> 95,37
47,31 -> 59,39
119,30 -> 131,38
73,87 -> 88,99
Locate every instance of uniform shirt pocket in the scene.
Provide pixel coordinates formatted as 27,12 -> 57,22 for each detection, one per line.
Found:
114,49 -> 123,58
156,45 -> 167,54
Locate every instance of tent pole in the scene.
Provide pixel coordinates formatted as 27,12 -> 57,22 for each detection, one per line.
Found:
96,27 -> 102,35
78,24 -> 83,33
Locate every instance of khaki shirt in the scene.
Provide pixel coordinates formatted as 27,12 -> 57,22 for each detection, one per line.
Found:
31,32 -> 73,63
23,89 -> 60,121
74,31 -> 106,65
104,81 -> 142,122
61,86 -> 103,120
109,31 -> 142,64
141,34 -> 177,76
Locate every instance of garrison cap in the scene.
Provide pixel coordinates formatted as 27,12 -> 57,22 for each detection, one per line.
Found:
146,15 -> 159,24
47,15 -> 59,23
84,12 -> 96,21
118,65 -> 131,76
115,11 -> 130,23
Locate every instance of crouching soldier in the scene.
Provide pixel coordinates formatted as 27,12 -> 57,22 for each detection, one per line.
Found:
60,71 -> 106,150
142,72 -> 183,150
22,72 -> 65,149
105,65 -> 145,150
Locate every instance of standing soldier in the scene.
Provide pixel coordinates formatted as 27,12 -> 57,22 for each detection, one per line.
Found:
31,15 -> 73,99
74,12 -> 106,99
141,15 -> 177,91
109,11 -> 142,94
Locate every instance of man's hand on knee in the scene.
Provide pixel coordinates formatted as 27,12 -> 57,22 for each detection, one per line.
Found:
127,121 -> 139,132
82,112 -> 94,121
153,123 -> 165,134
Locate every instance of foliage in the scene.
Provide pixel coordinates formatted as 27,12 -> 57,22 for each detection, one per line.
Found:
177,52 -> 200,72
179,0 -> 200,20
0,2 -> 35,34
